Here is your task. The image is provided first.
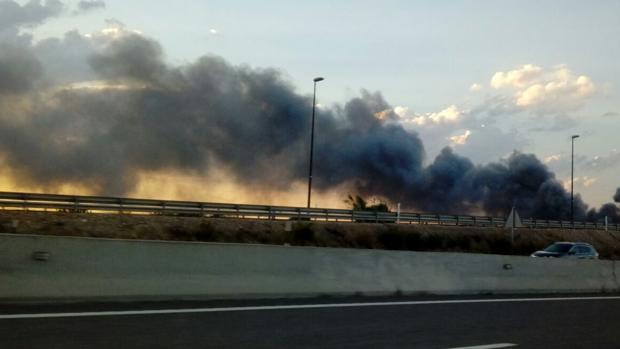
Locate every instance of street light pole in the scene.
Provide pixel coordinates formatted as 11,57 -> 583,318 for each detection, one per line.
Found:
307,77 -> 324,208
571,134 -> 580,227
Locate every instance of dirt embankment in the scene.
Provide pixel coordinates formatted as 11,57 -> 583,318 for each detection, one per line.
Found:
2,210 -> 620,259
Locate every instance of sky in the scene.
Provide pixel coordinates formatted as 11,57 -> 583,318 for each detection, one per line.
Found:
0,0 -> 619,214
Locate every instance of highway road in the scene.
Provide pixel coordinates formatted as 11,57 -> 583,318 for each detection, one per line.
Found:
1,294 -> 620,348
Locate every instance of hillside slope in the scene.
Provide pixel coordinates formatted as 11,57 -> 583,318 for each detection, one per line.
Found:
2,210 -> 620,259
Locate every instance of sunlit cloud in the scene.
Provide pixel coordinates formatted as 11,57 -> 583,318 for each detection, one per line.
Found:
448,130 -> 472,145
491,64 -> 543,89
490,64 -> 596,113
562,176 -> 599,190
469,83 -> 483,92
395,105 -> 463,126
543,154 -> 562,164
63,80 -> 140,91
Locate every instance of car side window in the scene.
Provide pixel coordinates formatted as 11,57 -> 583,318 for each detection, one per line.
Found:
576,246 -> 592,255
568,246 -> 579,255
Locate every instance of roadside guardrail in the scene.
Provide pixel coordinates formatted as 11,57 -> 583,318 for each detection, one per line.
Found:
0,191 -> 617,231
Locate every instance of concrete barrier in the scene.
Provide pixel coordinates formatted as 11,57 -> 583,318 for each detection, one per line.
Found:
1,234 -> 618,301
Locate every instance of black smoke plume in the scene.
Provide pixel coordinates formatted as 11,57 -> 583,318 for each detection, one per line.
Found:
587,188 -> 620,223
0,21 -> 615,220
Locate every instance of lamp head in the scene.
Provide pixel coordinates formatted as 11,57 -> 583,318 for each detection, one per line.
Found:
572,134 -> 580,139
313,77 -> 324,82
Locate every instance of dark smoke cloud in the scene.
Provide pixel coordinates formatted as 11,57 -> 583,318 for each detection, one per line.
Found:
0,0 -> 63,31
587,188 -> 620,223
76,0 -> 104,12
0,27 -> 614,220
89,33 -> 166,83
403,148 -> 588,219
33,30 -> 97,83
588,203 -> 620,223
588,188 -> 620,223
0,43 -> 43,93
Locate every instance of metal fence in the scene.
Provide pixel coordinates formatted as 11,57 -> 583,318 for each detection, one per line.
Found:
0,191 -> 617,231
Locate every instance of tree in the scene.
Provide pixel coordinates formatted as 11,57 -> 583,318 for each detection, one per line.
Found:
344,194 -> 390,212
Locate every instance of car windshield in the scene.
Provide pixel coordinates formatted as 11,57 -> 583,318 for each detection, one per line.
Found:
544,243 -> 573,253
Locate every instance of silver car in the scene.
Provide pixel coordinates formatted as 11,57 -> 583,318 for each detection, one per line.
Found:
531,242 -> 599,259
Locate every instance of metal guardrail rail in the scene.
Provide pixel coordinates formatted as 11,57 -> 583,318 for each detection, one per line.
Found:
0,191 -> 617,231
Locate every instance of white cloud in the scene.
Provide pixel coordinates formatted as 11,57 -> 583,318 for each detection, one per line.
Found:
393,106 -> 409,118
543,154 -> 562,164
490,64 -> 596,113
448,130 -> 472,145
469,83 -> 483,92
583,176 -> 598,188
491,64 -> 543,89
63,80 -> 144,91
563,176 -> 598,190
396,105 -> 464,126
209,28 -> 218,35
428,105 -> 462,123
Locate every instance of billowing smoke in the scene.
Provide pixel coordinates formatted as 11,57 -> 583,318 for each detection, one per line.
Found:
0,43 -> 42,93
587,188 -> 620,223
0,11 -> 615,220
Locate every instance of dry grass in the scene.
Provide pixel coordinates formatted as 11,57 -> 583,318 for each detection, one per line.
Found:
2,210 -> 620,259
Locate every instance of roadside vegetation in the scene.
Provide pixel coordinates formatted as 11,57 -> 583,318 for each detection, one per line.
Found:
2,210 -> 620,259
0,211 -> 620,259
344,194 -> 390,212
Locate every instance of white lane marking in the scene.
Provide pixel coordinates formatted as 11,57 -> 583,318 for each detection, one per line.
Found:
1,296 -> 620,319
445,344 -> 517,349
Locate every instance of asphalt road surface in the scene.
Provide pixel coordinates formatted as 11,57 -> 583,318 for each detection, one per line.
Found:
1,294 -> 620,349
